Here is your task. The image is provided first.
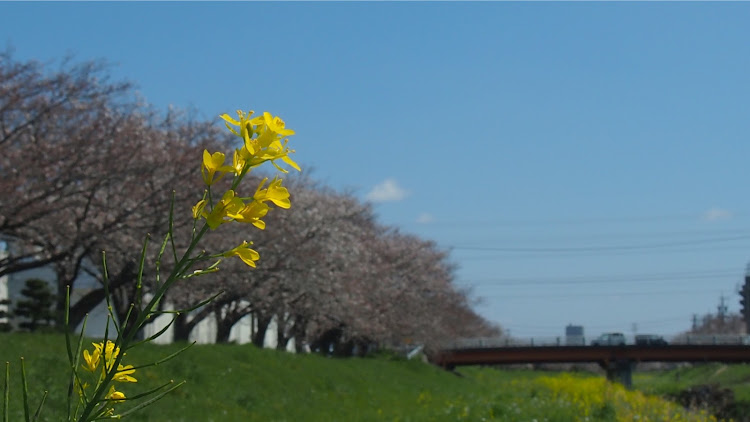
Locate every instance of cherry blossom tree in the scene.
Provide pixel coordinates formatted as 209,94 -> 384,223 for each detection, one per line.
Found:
0,53 -> 229,327
166,175 -> 501,351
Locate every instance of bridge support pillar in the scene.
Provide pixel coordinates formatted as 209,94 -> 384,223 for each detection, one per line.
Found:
604,359 -> 634,388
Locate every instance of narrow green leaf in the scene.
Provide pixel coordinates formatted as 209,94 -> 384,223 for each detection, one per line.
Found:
113,379 -> 174,402
101,252 -> 120,334
70,314 -> 90,412
127,315 -> 177,349
3,362 -> 9,422
20,358 -> 30,422
135,234 -> 151,314
168,190 -> 178,263
97,381 -> 186,419
64,285 -> 74,419
177,291 -> 223,314
156,230 -> 170,291
30,391 -> 47,422
129,342 -> 195,371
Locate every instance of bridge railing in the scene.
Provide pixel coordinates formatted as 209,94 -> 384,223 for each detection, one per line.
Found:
670,334 -> 750,345
449,336 -> 581,349
446,334 -> 750,349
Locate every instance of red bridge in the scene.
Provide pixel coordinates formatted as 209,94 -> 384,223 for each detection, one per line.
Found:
433,336 -> 750,386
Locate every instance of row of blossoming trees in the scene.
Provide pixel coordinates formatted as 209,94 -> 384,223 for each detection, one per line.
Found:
0,53 -> 499,355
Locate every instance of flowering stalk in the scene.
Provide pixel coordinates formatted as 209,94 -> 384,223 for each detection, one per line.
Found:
76,109 -> 299,421
3,108 -> 300,421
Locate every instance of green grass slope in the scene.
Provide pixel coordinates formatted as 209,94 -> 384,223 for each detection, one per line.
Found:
634,362 -> 750,420
635,363 -> 750,401
0,333 -> 725,421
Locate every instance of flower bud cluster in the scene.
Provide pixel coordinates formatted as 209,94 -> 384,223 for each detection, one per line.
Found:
194,110 -> 300,267
78,341 -> 137,406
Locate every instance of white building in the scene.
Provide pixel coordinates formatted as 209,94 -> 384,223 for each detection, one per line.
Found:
1,244 -> 288,348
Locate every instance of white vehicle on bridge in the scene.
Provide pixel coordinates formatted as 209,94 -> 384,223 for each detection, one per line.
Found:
635,334 -> 668,346
591,332 -> 626,346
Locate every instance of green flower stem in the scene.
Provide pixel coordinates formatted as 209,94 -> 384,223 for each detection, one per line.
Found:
167,191 -> 178,264
20,358 -> 29,422
99,381 -> 185,420
3,362 -> 9,422
69,315 -> 89,422
73,118 -> 292,420
64,285 -> 74,419
77,223 -> 210,421
30,391 -> 47,422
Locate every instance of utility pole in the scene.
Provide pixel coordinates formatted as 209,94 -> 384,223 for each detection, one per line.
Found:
741,266 -> 750,334
718,295 -> 728,325
692,314 -> 698,331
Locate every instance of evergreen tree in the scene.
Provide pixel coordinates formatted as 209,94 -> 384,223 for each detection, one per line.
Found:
14,278 -> 56,331
0,298 -> 11,332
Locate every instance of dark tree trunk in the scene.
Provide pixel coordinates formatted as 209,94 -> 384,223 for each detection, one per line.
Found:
108,261 -> 139,334
67,287 -> 105,331
54,253 -> 87,329
335,339 -> 355,357
172,303 -> 216,342
310,327 -> 344,355
172,312 -> 192,342
290,315 -> 308,353
276,328 -> 285,350
276,314 -> 291,351
67,261 -> 136,332
215,312 -> 234,344
252,313 -> 272,348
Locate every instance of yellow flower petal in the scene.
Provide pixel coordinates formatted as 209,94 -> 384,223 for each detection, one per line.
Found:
281,155 -> 301,172
223,241 -> 260,267
192,199 -> 207,219
219,113 -> 240,126
113,364 -> 137,383
106,385 -> 126,403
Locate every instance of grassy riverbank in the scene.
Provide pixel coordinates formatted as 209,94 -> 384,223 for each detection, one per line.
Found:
0,333 -> 730,421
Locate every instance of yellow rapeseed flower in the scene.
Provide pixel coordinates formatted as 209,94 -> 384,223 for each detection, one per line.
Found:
253,177 -> 291,209
81,341 -> 137,383
74,378 -> 89,397
106,385 -> 126,403
225,178 -> 290,230
259,111 -> 295,137
102,340 -> 121,370
82,343 -> 102,372
202,190 -> 245,229
228,200 -> 269,230
113,364 -> 137,383
220,110 -> 300,173
232,149 -> 247,174
223,241 -> 260,267
201,150 -> 234,186
219,110 -> 256,151
192,199 -> 207,220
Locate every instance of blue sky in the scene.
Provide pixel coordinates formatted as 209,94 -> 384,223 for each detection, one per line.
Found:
4,2 -> 750,339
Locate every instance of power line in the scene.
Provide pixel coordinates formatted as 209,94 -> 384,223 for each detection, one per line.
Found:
458,269 -> 740,286
504,315 -> 691,331
451,234 -> 750,253
402,212 -> 750,229
484,288 -> 724,300
453,243 -> 750,260
437,227 -> 750,244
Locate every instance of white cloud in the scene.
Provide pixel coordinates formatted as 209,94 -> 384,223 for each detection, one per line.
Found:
365,179 -> 409,203
416,213 -> 434,224
702,207 -> 732,221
